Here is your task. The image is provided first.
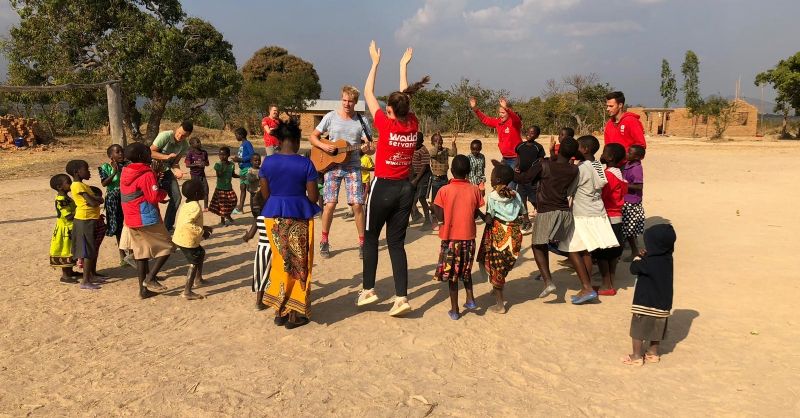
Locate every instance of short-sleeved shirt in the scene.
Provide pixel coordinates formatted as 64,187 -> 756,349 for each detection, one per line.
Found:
184,149 -> 209,177
434,179 -> 484,240
571,161 -> 608,217
467,153 -> 486,185
315,111 -> 370,169
373,110 -> 419,180
172,201 -> 204,248
258,154 -> 321,219
262,117 -> 280,148
531,159 -> 579,213
237,139 -> 255,169
360,155 -> 374,183
98,162 -> 127,191
429,142 -> 457,177
152,130 -> 189,171
623,160 -> 644,204
214,162 -> 235,190
411,146 -> 430,178
71,181 -> 101,220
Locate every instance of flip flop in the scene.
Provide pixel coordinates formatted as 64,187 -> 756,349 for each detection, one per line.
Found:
462,300 -> 477,310
621,354 -> 644,366
80,283 -> 101,290
570,291 -> 598,305
644,353 -> 661,363
598,288 -> 617,296
448,311 -> 460,320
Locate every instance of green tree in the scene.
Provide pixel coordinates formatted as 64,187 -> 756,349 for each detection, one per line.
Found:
681,50 -> 703,136
701,95 -> 738,139
239,46 -> 322,124
660,59 -> 678,108
755,52 -> 800,138
412,85 -> 448,133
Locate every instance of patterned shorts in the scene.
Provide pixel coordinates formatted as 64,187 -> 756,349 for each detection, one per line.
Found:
323,166 -> 364,205
622,202 -> 645,238
434,240 -> 475,285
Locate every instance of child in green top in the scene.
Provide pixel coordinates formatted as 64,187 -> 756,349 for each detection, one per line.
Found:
98,144 -> 131,266
209,146 -> 239,226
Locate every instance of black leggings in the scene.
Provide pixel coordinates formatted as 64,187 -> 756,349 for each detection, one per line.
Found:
362,178 -> 415,297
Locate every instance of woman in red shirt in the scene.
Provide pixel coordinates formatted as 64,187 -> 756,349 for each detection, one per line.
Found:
358,41 -> 429,317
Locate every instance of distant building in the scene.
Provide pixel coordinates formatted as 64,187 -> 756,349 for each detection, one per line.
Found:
627,99 -> 758,137
296,100 -> 366,137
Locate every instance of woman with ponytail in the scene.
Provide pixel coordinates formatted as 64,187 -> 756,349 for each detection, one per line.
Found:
357,41 -> 429,317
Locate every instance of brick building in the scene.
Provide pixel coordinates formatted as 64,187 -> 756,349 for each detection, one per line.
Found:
296,100 -> 366,137
627,99 -> 758,137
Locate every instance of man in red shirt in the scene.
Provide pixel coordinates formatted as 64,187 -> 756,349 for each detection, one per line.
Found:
261,105 -> 281,155
604,91 -> 646,152
470,96 -> 522,169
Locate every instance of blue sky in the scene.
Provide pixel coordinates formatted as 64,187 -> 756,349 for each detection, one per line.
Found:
2,0 -> 799,108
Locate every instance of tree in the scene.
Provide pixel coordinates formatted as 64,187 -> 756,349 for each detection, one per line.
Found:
755,52 -> 800,139
681,50 -> 703,136
660,59 -> 678,108
239,46 -> 322,121
701,96 -> 738,139
412,85 -> 448,133
3,1 -> 240,142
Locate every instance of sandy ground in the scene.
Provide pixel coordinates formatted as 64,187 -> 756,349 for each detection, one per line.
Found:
1,136 -> 799,417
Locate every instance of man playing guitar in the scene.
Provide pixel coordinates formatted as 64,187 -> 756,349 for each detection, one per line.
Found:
308,85 -> 373,259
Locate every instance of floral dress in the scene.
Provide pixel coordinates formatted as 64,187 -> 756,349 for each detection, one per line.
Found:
49,195 -> 76,267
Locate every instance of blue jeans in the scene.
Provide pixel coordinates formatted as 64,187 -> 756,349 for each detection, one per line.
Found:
159,170 -> 182,231
429,175 -> 448,202
502,157 -> 517,189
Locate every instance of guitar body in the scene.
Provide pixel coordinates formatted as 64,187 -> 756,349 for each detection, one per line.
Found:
310,138 -> 357,172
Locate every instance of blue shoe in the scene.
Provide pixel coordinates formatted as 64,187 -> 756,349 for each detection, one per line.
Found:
462,300 -> 477,310
448,311 -> 460,320
571,291 -> 598,305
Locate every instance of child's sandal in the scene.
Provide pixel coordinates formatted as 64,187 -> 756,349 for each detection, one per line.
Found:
644,353 -> 661,363
621,354 -> 644,366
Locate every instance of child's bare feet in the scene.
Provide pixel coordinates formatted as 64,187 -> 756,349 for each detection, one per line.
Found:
139,288 -> 158,299
255,302 -> 267,311
489,301 -> 506,314
182,291 -> 205,300
59,277 -> 79,284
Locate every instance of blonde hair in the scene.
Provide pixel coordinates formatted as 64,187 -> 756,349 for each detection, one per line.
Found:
341,85 -> 360,101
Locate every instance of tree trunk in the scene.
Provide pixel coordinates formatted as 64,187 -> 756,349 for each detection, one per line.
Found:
780,111 -> 788,138
121,90 -> 143,142
691,116 -> 698,137
145,95 -> 168,144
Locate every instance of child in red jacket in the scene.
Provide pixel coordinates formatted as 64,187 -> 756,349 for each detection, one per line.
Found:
121,142 -> 173,299
592,143 -> 628,295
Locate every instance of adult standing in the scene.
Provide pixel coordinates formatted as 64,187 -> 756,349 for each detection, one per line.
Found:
150,120 -> 193,232
359,41 -> 428,317
309,86 -> 372,259
604,91 -> 646,152
470,96 -> 522,169
261,105 -> 282,156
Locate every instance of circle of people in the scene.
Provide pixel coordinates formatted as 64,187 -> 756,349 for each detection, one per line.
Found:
47,41 -> 675,363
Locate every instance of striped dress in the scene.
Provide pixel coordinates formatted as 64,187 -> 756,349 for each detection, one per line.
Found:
252,216 -> 272,293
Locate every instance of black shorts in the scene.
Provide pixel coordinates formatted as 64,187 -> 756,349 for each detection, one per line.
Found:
178,245 -> 205,265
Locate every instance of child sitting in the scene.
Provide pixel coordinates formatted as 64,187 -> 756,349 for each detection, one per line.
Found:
593,143 -> 628,295
432,155 -> 484,320
622,223 -> 676,366
209,146 -> 239,226
172,179 -> 212,300
66,159 -> 104,290
477,161 -> 524,314
49,174 -> 80,283
623,145 -> 646,259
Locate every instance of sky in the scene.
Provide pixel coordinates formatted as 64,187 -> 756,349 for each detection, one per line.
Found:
2,0 -> 800,109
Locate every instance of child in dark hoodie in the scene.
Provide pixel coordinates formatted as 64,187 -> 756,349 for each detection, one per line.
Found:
622,223 -> 676,366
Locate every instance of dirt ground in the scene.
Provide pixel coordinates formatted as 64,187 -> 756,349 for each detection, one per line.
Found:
0,134 -> 799,417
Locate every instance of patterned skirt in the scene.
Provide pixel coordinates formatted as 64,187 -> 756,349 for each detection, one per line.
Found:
262,218 -> 314,318
477,217 -> 522,290
434,240 -> 475,285
49,220 -> 74,268
104,189 -> 124,237
209,189 -> 237,217
622,202 -> 645,238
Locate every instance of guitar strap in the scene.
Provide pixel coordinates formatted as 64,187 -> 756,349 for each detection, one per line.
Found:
356,113 -> 372,142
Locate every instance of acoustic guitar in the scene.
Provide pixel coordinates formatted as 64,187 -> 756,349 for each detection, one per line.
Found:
310,138 -> 362,172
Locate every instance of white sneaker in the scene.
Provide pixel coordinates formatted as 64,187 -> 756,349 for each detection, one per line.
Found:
356,289 -> 379,306
389,297 -> 412,317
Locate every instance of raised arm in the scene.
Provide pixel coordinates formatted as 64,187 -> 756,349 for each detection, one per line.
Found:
501,97 -> 521,127
470,97 -> 499,128
364,40 -> 382,119
399,47 -> 413,91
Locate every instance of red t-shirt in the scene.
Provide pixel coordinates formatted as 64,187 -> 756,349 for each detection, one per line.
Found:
262,117 -> 280,148
601,167 -> 628,219
433,179 -> 485,240
373,110 -> 419,180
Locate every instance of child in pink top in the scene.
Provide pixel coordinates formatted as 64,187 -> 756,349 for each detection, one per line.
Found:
433,155 -> 485,320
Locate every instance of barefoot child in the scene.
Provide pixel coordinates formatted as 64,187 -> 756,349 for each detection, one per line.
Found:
622,223 -> 676,366
172,179 -> 212,300
184,137 -> 210,210
477,162 -> 524,314
66,159 -> 104,290
49,174 -> 80,283
623,145 -> 646,259
558,136 -> 619,305
233,127 -> 255,215
209,146 -> 239,226
98,144 -> 131,265
593,143 -> 628,295
432,155 -> 484,320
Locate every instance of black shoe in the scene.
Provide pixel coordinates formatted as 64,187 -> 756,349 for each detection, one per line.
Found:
274,315 -> 288,326
284,316 -> 310,329
320,242 -> 331,258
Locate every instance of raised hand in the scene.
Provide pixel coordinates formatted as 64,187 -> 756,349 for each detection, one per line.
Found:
499,97 -> 508,109
469,97 -> 477,109
369,40 -> 381,65
400,47 -> 413,66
